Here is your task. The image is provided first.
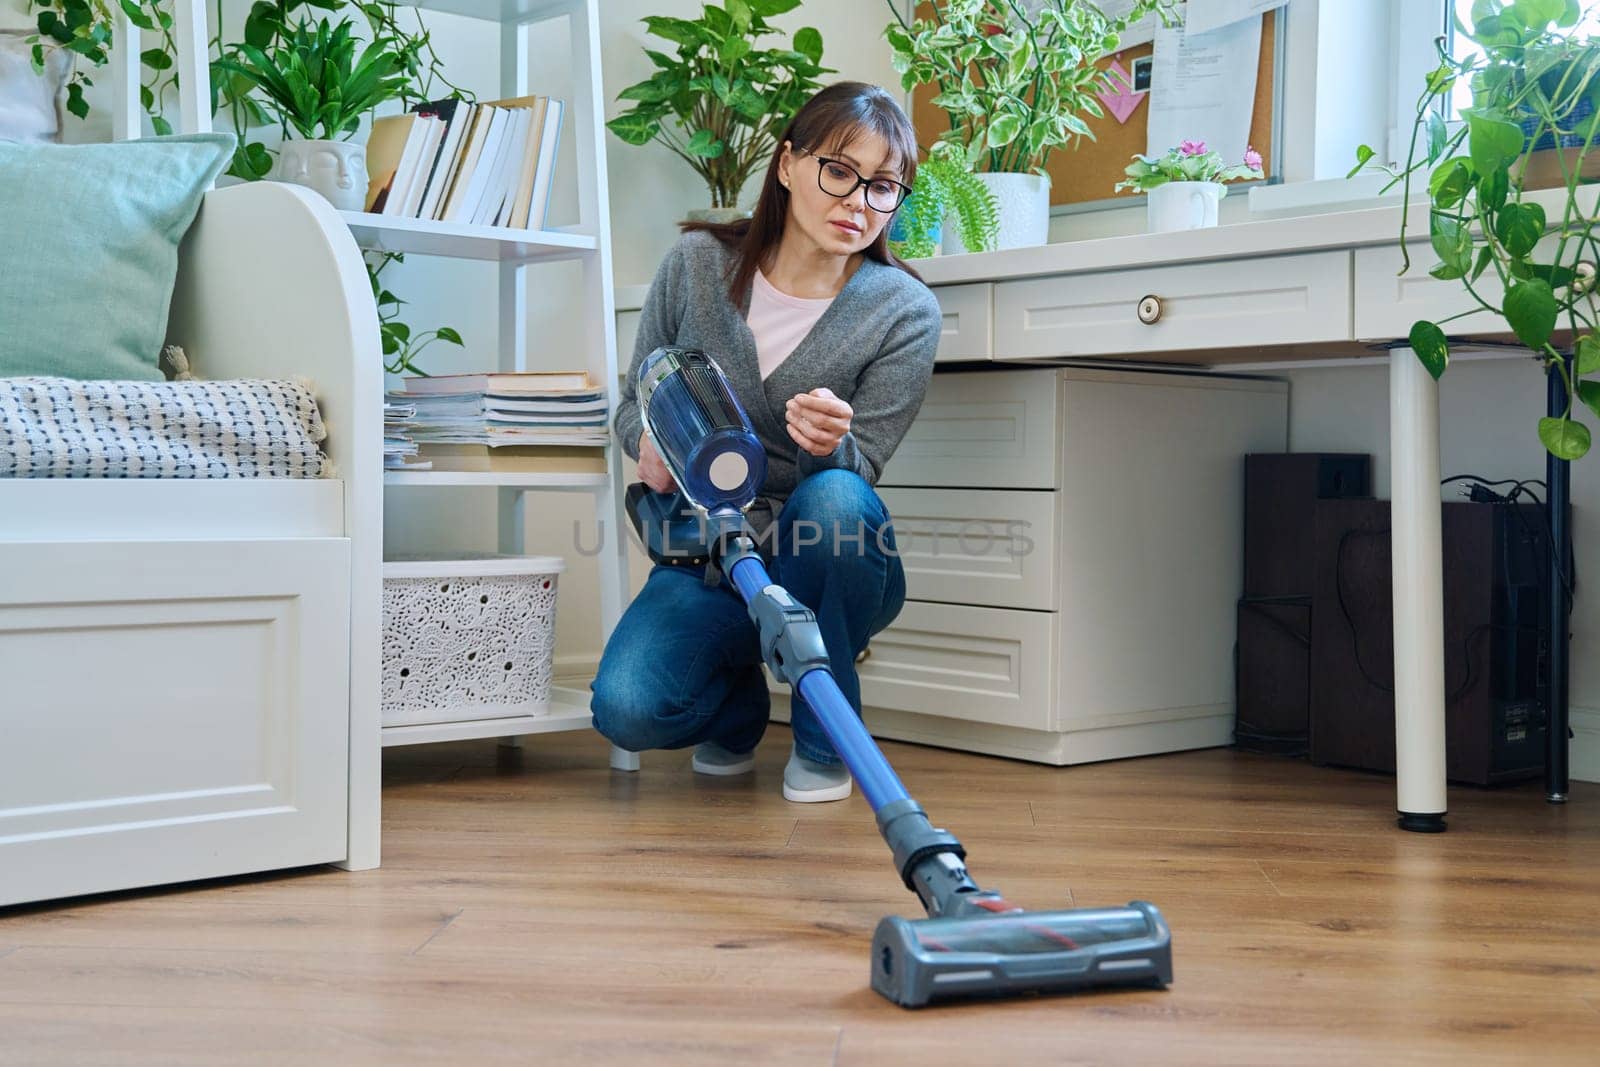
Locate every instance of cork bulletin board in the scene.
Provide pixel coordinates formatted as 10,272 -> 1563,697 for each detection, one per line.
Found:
910,9 -> 1280,209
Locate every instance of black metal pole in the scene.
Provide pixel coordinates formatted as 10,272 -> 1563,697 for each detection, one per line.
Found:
1546,354 -> 1572,804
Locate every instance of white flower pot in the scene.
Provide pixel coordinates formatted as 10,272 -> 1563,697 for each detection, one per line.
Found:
685,206 -> 751,224
1146,180 -> 1223,233
272,138 -> 368,212
943,171 -> 1051,254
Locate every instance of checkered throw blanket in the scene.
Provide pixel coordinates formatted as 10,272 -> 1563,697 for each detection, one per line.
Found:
0,377 -> 330,478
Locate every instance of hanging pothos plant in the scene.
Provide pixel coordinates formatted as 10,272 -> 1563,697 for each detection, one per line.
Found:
1352,0 -> 1600,460
24,0 -> 166,121
367,252 -> 462,377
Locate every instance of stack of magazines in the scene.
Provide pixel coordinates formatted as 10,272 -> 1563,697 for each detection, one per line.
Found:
383,398 -> 426,471
389,371 -> 609,474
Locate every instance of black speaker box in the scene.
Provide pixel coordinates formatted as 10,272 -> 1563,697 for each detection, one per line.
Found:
1235,454 -> 1371,754
1244,453 -> 1372,599
1308,499 -> 1548,786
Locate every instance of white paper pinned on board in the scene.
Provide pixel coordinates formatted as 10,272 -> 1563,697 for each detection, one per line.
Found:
1184,0 -> 1289,37
1146,14 -> 1262,164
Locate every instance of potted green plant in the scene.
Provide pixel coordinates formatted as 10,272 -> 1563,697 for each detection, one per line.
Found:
885,0 -> 1180,250
1115,140 -> 1265,232
217,16 -> 409,211
1352,0 -> 1600,460
606,0 -> 832,220
209,1 -> 468,182
887,141 -> 999,258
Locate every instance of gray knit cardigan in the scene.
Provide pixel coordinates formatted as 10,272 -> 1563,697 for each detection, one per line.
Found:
613,229 -> 943,535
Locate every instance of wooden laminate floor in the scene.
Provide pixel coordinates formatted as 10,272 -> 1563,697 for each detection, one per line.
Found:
1,729 -> 1597,1065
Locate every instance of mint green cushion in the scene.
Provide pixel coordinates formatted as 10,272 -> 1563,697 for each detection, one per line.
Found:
0,133 -> 236,381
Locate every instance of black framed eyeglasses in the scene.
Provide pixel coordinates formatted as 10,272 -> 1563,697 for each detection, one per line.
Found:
804,152 -> 911,213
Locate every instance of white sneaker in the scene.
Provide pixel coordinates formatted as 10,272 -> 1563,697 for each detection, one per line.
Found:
691,741 -> 756,776
782,747 -> 852,803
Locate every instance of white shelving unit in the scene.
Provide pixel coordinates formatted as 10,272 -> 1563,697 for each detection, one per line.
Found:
339,210 -> 599,262
383,469 -> 609,489
365,0 -> 628,761
116,0 -> 636,817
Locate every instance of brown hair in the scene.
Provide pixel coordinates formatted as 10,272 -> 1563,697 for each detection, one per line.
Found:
681,81 -> 924,304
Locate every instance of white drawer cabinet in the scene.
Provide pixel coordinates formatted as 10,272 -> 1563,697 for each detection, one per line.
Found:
770,600 -> 1055,732
877,486 -> 1056,611
878,367 -> 1060,489
773,365 -> 1289,766
930,283 -> 993,362
854,601 -> 1056,731
993,250 -> 1352,359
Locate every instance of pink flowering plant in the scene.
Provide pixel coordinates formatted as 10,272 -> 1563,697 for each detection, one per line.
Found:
1114,140 -> 1264,194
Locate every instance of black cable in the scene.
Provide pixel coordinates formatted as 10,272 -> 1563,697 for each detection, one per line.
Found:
1444,473 -> 1576,604
1234,599 -> 1313,752
1441,475 -> 1527,490
1334,527 -> 1395,695
1508,482 -> 1577,605
1450,623 -> 1489,706
1441,474 -> 1546,493
1230,638 -> 1309,755
1237,597 -> 1313,648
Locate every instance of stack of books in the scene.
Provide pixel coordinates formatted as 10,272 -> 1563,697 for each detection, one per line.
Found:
393,370 -> 609,474
383,398 -> 426,471
364,94 -> 565,230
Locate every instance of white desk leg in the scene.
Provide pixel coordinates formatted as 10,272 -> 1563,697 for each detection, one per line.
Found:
610,746 -> 641,772
1390,348 -> 1449,832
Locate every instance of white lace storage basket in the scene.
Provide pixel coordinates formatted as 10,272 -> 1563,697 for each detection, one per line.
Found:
381,555 -> 565,727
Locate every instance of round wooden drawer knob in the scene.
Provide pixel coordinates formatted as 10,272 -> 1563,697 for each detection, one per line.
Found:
1137,294 -> 1162,324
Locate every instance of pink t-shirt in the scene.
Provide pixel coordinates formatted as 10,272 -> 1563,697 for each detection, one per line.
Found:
747,269 -> 834,381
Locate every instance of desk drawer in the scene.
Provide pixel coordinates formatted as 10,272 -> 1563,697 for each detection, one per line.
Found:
879,487 -> 1056,611
766,600 -> 1055,731
932,283 -> 993,362
878,367 -> 1059,489
993,250 -> 1352,359
1353,244 -> 1509,341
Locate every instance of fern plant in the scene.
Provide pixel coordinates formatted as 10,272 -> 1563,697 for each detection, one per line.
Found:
889,142 -> 999,258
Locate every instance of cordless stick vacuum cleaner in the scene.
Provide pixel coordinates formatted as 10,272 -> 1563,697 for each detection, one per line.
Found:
625,346 -> 1173,1009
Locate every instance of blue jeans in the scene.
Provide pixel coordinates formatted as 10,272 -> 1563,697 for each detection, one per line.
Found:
589,469 -> 906,765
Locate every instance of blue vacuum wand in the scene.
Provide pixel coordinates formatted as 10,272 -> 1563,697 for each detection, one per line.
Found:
626,346 -> 1173,1008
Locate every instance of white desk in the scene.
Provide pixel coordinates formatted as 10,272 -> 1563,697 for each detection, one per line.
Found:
614,192 -> 1579,832
908,193 -> 1584,833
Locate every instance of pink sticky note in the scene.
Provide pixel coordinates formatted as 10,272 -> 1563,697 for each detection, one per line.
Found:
1097,60 -> 1145,125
